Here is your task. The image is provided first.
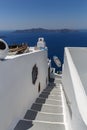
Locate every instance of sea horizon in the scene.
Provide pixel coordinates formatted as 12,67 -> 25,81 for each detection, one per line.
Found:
0,28 -> 87,32
0,30 -> 87,71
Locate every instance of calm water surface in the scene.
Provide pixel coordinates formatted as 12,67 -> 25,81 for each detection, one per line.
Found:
0,30 -> 87,71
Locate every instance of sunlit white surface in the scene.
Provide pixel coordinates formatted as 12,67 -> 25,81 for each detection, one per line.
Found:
0,49 -> 48,130
62,47 -> 87,130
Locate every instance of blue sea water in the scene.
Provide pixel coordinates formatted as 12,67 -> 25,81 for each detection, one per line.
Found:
0,30 -> 87,71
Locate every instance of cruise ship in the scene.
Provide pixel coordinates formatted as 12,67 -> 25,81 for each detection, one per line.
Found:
0,38 -> 87,130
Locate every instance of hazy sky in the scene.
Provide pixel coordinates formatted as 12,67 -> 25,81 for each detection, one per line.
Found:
0,0 -> 87,30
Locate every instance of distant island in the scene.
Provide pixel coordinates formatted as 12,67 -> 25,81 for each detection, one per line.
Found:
14,28 -> 78,33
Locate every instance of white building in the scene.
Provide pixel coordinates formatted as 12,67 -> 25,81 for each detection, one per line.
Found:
62,47 -> 87,130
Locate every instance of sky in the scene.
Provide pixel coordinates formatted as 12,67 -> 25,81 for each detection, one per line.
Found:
0,0 -> 87,30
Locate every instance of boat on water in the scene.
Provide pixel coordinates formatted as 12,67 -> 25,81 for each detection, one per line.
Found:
0,38 -> 87,130
53,56 -> 61,67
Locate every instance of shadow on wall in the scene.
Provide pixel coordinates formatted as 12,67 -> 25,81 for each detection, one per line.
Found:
14,78 -> 55,130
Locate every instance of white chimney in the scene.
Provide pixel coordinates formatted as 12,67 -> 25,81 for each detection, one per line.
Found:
37,38 -> 46,48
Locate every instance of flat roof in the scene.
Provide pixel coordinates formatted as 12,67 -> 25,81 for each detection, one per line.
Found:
5,47 -> 42,59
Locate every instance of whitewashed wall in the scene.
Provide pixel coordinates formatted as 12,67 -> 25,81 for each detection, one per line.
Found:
62,47 -> 87,130
0,50 -> 48,130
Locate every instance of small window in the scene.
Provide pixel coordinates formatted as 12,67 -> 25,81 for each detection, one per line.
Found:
0,41 -> 6,50
46,77 -> 48,85
32,64 -> 38,85
38,82 -> 41,93
40,38 -> 42,41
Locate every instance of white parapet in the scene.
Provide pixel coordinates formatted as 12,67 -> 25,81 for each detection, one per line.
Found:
62,47 -> 87,130
0,49 -> 48,130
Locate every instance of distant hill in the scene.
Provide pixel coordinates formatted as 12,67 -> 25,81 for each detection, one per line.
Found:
14,28 -> 78,33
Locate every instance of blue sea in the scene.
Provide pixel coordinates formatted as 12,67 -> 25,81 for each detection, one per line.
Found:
0,30 -> 87,71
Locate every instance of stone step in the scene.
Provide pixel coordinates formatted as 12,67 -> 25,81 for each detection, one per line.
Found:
24,109 -> 64,122
42,90 -> 61,95
14,120 -> 65,130
35,97 -> 62,105
39,94 -> 62,100
37,97 -> 62,101
47,86 -> 61,89
43,88 -> 61,93
31,103 -> 63,113
41,91 -> 61,96
42,91 -> 62,94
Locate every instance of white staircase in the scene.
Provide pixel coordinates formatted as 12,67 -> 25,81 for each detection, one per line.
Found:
14,77 -> 66,130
